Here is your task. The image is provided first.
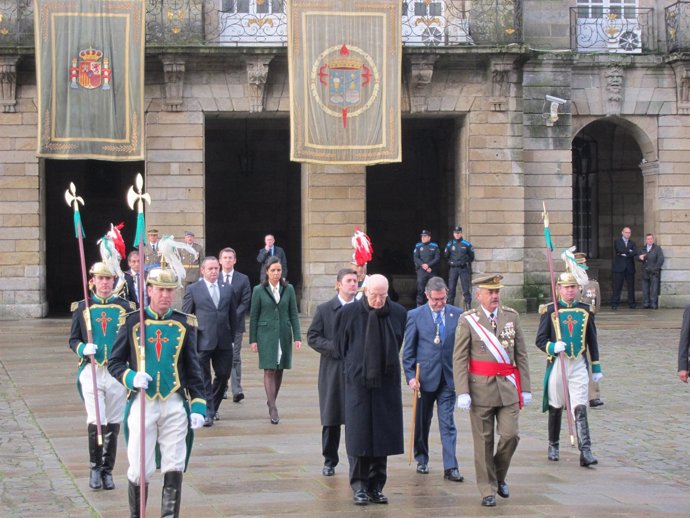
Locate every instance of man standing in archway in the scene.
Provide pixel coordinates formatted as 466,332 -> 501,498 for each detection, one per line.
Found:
611,226 -> 637,310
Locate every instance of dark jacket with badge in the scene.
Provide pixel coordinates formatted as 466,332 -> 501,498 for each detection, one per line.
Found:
413,241 -> 440,273
444,238 -> 474,268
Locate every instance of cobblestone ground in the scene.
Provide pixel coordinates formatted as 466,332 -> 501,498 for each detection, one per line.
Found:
1,309 -> 689,517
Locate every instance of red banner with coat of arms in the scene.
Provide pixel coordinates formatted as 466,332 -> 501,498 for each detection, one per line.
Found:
34,0 -> 145,160
288,0 -> 401,164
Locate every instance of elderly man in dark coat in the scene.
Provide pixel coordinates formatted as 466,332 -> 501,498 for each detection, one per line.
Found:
307,268 -> 359,477
334,274 -> 407,506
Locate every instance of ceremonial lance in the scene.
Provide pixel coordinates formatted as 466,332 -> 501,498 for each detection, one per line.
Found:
542,202 -> 576,447
408,363 -> 421,465
127,173 -> 151,517
65,183 -> 103,446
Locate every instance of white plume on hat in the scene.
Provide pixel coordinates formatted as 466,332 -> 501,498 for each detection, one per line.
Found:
561,246 -> 589,287
158,235 -> 199,287
96,223 -> 126,293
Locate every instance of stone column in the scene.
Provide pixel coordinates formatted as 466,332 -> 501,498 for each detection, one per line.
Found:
301,163 -> 366,315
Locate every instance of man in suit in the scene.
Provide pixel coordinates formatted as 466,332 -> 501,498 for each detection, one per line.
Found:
124,250 -> 144,308
403,277 -> 464,482
453,274 -> 531,507
256,234 -> 288,282
678,304 -> 690,384
142,228 -> 161,269
182,256 -> 237,426
307,267 -> 359,477
611,226 -> 637,309
219,247 -> 251,403
179,231 -> 203,287
638,233 -> 664,309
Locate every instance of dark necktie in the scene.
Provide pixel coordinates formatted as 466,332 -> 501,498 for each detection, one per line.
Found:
489,312 -> 497,333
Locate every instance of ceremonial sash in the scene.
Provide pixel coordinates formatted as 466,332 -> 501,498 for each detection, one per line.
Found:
465,313 -> 523,408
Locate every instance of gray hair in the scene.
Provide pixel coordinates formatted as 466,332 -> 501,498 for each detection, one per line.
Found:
425,276 -> 448,293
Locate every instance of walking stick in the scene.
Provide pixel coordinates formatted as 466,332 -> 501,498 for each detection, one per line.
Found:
127,173 -> 151,517
65,183 -> 103,447
542,202 -> 576,447
408,363 -> 421,465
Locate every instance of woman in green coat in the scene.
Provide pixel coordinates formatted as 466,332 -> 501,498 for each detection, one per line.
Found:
250,256 -> 302,424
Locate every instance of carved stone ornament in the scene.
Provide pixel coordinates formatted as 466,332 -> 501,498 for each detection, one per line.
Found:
160,55 -> 186,112
246,56 -> 274,113
671,61 -> 690,115
0,55 -> 20,114
605,65 -> 624,116
407,55 -> 439,90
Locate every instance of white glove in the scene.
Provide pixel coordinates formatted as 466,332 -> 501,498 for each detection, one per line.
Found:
82,343 -> 98,356
553,341 -> 566,354
522,392 -> 532,406
457,393 -> 472,410
133,371 -> 153,389
190,413 -> 205,430
592,372 -> 603,383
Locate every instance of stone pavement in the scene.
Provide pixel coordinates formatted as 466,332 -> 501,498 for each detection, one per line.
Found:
1,308 -> 690,517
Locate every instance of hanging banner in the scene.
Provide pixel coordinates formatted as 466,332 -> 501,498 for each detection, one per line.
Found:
288,0 -> 401,165
34,0 -> 145,160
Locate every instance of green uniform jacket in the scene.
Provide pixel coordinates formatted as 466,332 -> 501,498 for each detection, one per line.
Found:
249,283 -> 301,370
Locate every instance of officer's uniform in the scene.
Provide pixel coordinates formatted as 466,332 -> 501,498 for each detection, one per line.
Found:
69,276 -> 134,490
179,236 -> 203,286
444,227 -> 474,308
413,231 -> 440,306
108,267 -> 206,516
142,229 -> 161,269
535,272 -> 601,466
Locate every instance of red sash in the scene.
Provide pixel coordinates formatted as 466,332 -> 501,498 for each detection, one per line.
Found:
469,359 -> 523,409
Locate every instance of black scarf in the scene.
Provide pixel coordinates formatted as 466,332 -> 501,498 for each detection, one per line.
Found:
361,297 -> 398,388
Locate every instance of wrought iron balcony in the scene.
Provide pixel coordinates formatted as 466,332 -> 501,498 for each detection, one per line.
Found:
0,0 -> 522,49
570,6 -> 654,54
666,1 -> 690,53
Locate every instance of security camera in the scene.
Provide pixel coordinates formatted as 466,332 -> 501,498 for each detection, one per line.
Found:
545,95 -> 566,105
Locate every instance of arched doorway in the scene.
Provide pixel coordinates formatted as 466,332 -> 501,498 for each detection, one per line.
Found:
572,118 -> 647,305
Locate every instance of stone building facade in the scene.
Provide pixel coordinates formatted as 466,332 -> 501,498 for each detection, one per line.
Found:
1,0 -> 689,318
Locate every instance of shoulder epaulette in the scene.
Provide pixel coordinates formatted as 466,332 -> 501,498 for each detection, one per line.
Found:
538,302 -> 554,315
415,242 -> 423,248
128,301 -> 137,311
461,239 -> 472,246
70,301 -> 80,313
446,240 -> 453,247
501,305 -> 518,314
461,308 -> 477,317
429,242 -> 439,248
186,314 -> 198,327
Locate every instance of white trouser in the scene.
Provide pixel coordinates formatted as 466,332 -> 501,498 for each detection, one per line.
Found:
547,354 -> 589,416
80,363 -> 127,425
126,391 -> 188,484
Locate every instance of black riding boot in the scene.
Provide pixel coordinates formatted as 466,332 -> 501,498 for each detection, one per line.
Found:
161,471 -> 183,518
547,406 -> 562,461
88,424 -> 103,489
128,480 -> 149,518
574,404 -> 598,466
101,423 -> 120,490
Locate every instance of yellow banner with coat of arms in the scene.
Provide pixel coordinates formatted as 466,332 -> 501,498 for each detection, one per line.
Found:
288,0 -> 401,164
34,0 -> 145,160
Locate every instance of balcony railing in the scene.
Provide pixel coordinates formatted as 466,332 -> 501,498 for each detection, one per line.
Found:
666,1 -> 690,53
0,0 -> 33,46
570,6 -> 655,54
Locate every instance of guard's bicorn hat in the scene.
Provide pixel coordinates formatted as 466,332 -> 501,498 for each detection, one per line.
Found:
89,262 -> 115,277
557,272 -> 579,286
472,274 -> 504,289
146,267 -> 178,288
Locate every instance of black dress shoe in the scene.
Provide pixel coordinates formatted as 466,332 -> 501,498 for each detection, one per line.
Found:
322,466 -> 335,477
497,481 -> 509,498
443,468 -> 464,482
589,398 -> 604,408
416,463 -> 429,474
233,393 -> 245,403
352,489 -> 368,505
368,489 -> 388,504
481,495 -> 496,507
213,412 -> 220,421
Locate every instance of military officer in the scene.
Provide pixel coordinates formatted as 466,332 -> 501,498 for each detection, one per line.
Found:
444,226 -> 474,309
109,265 -> 207,518
413,229 -> 440,306
453,274 -> 531,507
535,272 -> 602,467
69,261 -> 135,491
142,228 -> 161,270
179,230 -> 203,286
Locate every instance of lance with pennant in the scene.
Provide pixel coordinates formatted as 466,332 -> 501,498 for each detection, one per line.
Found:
64,182 -> 103,447
542,202 -> 576,447
127,173 -> 151,517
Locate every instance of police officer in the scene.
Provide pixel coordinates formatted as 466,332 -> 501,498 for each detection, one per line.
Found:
444,226 -> 474,309
413,230 -> 440,307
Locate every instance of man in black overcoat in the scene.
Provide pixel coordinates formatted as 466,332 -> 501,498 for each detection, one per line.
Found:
334,274 -> 407,506
307,268 -> 359,477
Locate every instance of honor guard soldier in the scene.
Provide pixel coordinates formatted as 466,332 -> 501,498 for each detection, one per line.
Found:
535,272 -> 602,467
69,261 -> 135,490
142,228 -> 161,270
413,229 -> 440,306
444,226 -> 474,310
179,231 -> 203,287
453,274 -> 531,507
109,265 -> 207,518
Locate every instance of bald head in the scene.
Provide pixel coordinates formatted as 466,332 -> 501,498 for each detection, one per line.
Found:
364,274 -> 389,309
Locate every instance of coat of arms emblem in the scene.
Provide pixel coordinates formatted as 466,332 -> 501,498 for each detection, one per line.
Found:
69,48 -> 112,90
